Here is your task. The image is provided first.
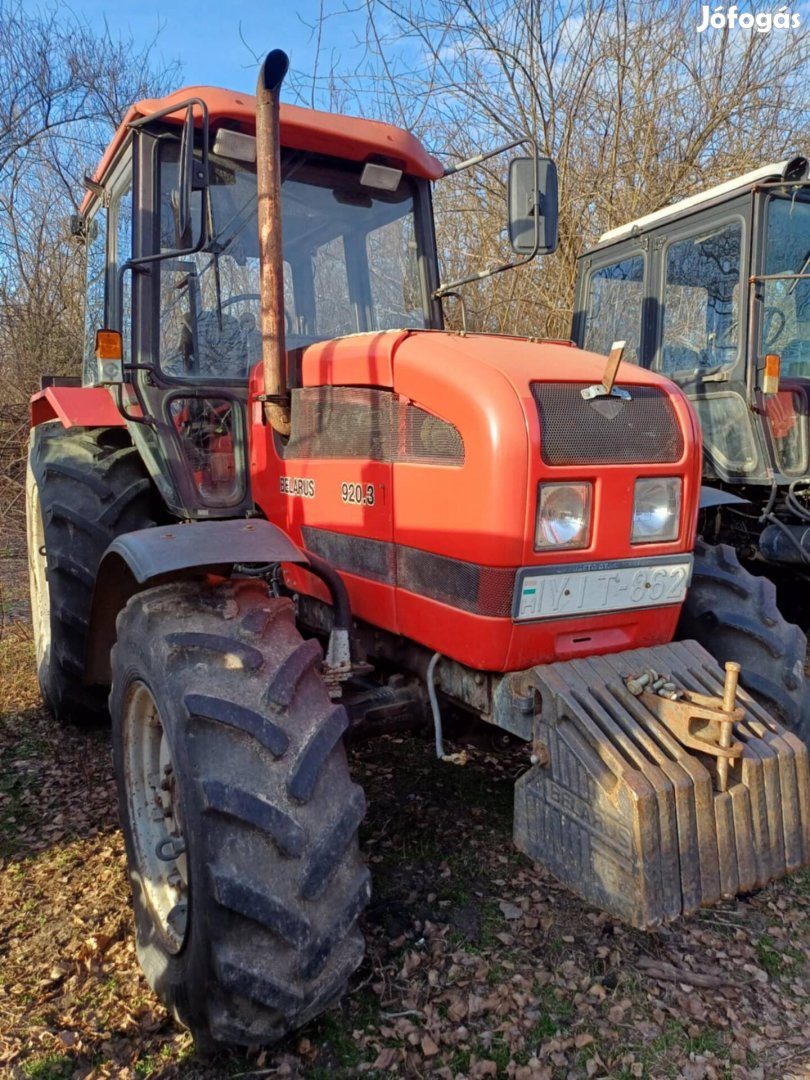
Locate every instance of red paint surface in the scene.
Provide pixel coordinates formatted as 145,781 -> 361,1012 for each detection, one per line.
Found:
249,333 -> 702,672
81,90 -> 443,214
30,387 -> 126,429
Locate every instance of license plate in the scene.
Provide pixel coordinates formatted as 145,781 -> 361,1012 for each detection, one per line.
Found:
514,556 -> 693,622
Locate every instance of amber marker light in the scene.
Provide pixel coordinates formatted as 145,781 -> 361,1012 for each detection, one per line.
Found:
95,329 -> 124,384
95,329 -> 122,360
763,353 -> 781,395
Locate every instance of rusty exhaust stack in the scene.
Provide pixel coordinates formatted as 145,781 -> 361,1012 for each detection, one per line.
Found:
256,49 -> 291,436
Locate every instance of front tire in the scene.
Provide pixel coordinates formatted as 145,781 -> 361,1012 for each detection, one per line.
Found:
110,578 -> 369,1047
678,540 -> 810,742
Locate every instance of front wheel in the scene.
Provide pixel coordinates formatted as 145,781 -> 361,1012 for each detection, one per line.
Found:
677,540 -> 810,743
110,578 -> 369,1047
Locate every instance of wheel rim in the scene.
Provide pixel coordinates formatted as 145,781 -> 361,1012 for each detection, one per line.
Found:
25,463 -> 50,668
123,681 -> 189,953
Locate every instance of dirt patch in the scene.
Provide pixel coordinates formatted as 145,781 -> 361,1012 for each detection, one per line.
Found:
2,599 -> 810,1078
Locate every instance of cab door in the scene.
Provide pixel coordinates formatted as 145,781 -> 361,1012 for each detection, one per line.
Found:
649,204 -> 768,484
573,239 -> 651,366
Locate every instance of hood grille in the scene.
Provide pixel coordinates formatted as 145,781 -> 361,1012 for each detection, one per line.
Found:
531,383 -> 684,466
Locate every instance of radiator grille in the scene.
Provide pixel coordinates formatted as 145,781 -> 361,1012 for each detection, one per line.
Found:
300,527 -> 395,584
531,383 -> 684,465
284,387 -> 464,464
396,547 -> 515,617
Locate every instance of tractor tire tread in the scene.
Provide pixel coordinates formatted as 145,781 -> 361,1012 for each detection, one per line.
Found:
110,580 -> 367,1047
27,423 -> 156,723
679,539 -> 810,740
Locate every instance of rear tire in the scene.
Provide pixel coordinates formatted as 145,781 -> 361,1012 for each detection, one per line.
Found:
110,578 -> 369,1047
678,540 -> 810,741
26,424 -> 156,723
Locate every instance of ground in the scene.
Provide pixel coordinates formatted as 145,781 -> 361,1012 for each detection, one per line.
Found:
2,551 -> 810,1080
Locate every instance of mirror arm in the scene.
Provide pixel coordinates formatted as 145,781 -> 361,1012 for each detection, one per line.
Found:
434,135 -> 540,299
441,136 -> 529,177
433,244 -> 538,299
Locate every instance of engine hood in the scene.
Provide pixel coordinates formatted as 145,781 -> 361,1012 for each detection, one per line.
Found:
295,328 -> 688,398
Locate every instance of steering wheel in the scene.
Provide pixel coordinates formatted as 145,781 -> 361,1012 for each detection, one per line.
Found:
221,293 -> 260,308
762,307 -> 786,348
220,293 -> 293,334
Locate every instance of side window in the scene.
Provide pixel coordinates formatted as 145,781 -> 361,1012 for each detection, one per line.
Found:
367,214 -> 423,330
582,255 -> 644,363
112,178 -> 134,362
312,237 -> 354,337
661,221 -> 742,375
158,141 -> 261,380
761,196 -> 810,375
82,206 -> 108,385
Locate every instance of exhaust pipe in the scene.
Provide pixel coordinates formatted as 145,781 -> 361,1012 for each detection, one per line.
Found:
256,49 -> 291,436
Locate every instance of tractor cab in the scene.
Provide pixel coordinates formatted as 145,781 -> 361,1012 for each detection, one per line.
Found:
78,91 -> 447,518
573,158 -> 810,504
77,85 -> 554,521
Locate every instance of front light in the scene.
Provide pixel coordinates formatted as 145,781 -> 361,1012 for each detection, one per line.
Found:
535,482 -> 592,549
632,477 -> 681,543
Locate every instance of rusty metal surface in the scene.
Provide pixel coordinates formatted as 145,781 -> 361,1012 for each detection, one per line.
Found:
513,639 -> 810,929
256,50 -> 291,436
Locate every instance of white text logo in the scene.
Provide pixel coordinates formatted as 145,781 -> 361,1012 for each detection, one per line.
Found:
696,4 -> 801,31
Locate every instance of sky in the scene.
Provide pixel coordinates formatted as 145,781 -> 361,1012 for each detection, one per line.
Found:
68,0 -> 368,102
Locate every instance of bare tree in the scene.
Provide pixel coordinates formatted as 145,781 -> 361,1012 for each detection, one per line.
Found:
315,0 -> 810,336
0,1 -> 180,403
0,1 -> 179,541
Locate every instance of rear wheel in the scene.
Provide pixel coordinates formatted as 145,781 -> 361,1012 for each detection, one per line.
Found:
677,540 -> 810,741
110,578 -> 369,1047
26,423 -> 155,722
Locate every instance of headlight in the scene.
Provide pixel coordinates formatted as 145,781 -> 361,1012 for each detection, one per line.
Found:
632,478 -> 681,543
535,483 -> 592,549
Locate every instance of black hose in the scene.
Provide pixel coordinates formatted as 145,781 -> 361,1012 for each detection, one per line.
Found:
302,550 -> 352,633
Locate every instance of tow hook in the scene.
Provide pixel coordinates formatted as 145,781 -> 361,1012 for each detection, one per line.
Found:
625,660 -> 743,792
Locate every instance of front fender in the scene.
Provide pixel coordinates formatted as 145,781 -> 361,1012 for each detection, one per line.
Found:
85,519 -> 308,684
699,486 -> 751,509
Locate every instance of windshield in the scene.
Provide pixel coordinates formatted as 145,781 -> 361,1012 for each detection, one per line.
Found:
157,144 -> 427,380
761,193 -> 810,375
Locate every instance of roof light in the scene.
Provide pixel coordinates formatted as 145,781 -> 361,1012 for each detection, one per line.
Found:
360,162 -> 402,191
212,128 -> 256,163
782,156 -> 809,182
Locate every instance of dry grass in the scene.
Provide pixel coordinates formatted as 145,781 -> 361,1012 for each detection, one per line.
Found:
2,549 -> 810,1080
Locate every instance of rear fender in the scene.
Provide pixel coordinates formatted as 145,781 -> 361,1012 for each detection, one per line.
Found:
85,520 -> 308,684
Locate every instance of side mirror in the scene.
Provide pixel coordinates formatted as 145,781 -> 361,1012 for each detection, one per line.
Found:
174,104 -> 208,250
508,157 -> 558,256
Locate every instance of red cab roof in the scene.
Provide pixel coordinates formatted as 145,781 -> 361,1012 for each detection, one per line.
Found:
81,86 -> 443,213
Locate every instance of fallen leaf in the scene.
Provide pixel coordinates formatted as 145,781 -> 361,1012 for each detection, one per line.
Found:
373,1048 -> 399,1070
421,1034 -> 439,1057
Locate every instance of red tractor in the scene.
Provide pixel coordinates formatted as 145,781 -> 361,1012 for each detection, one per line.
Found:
25,52 -> 810,1048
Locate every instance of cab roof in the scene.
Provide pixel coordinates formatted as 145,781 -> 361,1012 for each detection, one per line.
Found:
81,85 -> 443,214
597,160 -> 789,246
